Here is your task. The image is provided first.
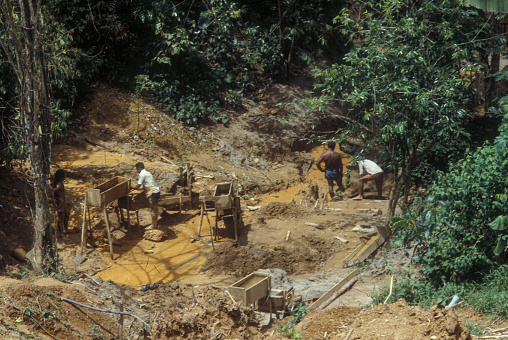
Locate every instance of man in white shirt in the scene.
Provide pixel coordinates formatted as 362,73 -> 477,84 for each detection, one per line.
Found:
353,159 -> 383,200
133,162 -> 160,229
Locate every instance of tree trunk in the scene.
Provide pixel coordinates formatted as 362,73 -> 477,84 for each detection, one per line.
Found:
0,0 -> 53,272
387,168 -> 402,220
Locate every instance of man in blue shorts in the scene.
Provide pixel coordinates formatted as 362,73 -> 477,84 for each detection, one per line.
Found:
315,141 -> 345,200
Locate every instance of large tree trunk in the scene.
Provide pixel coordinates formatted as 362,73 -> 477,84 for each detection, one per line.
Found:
0,0 -> 53,272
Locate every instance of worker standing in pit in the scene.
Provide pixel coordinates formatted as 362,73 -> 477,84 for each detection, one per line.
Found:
133,162 -> 160,230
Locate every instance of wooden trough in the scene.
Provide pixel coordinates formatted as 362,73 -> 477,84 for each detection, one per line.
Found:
82,176 -> 131,259
227,271 -> 271,307
227,271 -> 292,319
117,191 -> 193,233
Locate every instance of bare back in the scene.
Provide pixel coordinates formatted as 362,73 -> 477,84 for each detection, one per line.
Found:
316,150 -> 343,173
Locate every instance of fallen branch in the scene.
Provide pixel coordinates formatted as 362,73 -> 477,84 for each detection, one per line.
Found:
344,329 -> 354,340
320,193 -> 327,209
334,236 -> 348,243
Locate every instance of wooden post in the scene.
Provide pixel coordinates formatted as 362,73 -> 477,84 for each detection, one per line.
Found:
197,201 -> 204,238
233,197 -> 239,242
87,206 -> 91,230
103,208 -> 114,259
119,289 -> 125,340
80,197 -> 87,258
126,197 -> 132,237
203,205 -> 214,250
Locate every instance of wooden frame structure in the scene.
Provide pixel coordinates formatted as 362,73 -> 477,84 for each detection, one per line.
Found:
81,176 -> 131,259
211,182 -> 242,242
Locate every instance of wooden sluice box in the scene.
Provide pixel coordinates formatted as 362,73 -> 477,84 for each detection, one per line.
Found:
227,271 -> 291,319
82,176 -> 131,259
86,176 -> 131,207
117,192 -> 192,211
227,271 -> 271,307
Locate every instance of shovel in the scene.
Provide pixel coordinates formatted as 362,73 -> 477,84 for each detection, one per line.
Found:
75,197 -> 87,264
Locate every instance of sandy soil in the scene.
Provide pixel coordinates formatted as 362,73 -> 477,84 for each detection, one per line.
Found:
0,84 -> 503,339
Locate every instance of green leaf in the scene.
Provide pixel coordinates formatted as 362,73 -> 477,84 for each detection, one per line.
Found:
489,215 -> 508,231
494,236 -> 507,256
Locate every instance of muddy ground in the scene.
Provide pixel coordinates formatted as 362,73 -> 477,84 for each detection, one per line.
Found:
0,84 -> 504,339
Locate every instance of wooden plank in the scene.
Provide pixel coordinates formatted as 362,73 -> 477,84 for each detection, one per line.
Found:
87,177 -> 130,207
341,241 -> 366,268
103,208 -> 114,259
86,188 -> 101,207
308,269 -> 359,311
159,194 -> 191,206
349,235 -> 384,265
100,178 -> 130,206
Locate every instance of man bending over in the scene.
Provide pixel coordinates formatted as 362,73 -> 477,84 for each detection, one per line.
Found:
353,159 -> 383,200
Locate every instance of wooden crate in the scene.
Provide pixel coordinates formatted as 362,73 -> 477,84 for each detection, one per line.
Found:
227,271 -> 271,306
87,176 -> 130,207
214,182 -> 234,212
214,182 -> 233,197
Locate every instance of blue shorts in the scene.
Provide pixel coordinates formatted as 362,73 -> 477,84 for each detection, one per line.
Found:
325,171 -> 342,181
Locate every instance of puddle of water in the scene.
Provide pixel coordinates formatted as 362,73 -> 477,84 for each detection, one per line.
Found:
96,214 -> 217,287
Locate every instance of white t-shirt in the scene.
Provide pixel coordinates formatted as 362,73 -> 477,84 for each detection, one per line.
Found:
358,160 -> 383,175
138,169 -> 160,196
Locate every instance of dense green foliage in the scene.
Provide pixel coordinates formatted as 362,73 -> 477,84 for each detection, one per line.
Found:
309,0 -> 505,216
0,0 -> 346,160
393,110 -> 508,283
372,262 -> 508,319
47,0 -> 345,125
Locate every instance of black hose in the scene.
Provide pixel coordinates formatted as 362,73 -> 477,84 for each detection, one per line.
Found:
61,297 -> 150,330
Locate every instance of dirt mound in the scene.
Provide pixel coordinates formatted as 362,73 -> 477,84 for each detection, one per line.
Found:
146,283 -> 261,339
0,276 -> 264,340
201,237 -> 340,277
257,201 -> 315,219
0,167 -> 34,272
295,299 -> 471,340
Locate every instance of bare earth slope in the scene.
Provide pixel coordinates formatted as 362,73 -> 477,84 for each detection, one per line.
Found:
0,84 -> 501,339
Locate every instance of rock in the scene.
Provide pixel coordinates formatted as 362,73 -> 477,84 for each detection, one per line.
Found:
444,311 -> 460,335
307,182 -> 319,201
143,229 -> 165,242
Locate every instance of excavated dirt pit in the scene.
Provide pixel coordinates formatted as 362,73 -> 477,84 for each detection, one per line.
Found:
0,85 -> 503,339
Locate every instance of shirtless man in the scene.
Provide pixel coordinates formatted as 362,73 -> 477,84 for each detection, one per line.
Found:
315,141 -> 345,200
133,162 -> 160,230
353,159 -> 383,200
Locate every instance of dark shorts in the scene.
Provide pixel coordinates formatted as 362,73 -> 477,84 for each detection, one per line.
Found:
325,170 -> 342,181
150,192 -> 160,204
